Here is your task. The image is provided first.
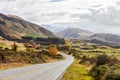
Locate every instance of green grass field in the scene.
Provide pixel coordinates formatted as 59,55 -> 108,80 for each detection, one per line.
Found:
62,60 -> 94,80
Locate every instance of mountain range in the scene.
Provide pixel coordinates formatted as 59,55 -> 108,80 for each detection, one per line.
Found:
0,13 -> 55,40
56,28 -> 120,47
0,13 -> 120,47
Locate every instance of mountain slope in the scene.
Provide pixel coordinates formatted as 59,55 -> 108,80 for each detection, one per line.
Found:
0,13 -> 55,40
56,28 -> 93,39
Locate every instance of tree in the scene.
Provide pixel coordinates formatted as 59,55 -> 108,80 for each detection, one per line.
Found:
49,44 -> 58,56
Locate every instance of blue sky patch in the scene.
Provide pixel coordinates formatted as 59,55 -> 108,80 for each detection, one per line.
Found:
51,0 -> 64,2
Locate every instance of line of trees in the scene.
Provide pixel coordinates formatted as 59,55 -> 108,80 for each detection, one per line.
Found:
22,36 -> 65,45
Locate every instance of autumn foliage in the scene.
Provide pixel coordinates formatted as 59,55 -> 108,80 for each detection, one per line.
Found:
49,44 -> 58,56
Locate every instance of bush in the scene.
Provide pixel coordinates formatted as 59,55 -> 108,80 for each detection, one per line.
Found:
49,44 -> 58,56
96,54 -> 110,66
11,42 -> 18,52
65,44 -> 71,50
5,48 -> 10,50
92,65 -> 109,80
96,54 -> 119,66
24,42 -> 30,48
105,64 -> 120,80
0,49 -> 63,64
92,64 -> 120,80
79,55 -> 96,64
72,51 -> 81,59
0,47 -> 3,50
65,40 -> 71,50
32,42 -> 37,48
91,54 -> 120,80
0,52 -> 6,63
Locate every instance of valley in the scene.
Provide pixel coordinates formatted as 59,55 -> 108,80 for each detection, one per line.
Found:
0,13 -> 120,80
1,0 -> 120,80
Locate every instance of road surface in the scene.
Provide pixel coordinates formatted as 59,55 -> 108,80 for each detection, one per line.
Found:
0,53 -> 74,80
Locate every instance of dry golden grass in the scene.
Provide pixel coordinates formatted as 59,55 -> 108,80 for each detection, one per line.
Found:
0,40 -> 26,51
0,63 -> 31,70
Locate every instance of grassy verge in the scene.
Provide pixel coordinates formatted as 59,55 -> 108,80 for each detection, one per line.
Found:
62,60 -> 94,80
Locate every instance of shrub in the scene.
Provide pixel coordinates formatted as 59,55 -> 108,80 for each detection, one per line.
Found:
91,54 -> 120,80
0,50 -> 63,64
0,47 -> 3,50
5,48 -> 10,50
49,44 -> 58,56
24,42 -> 30,48
92,65 -> 109,80
72,51 -> 81,60
80,55 -> 96,64
92,64 -> 120,80
96,54 -> 110,66
11,42 -> 18,52
65,43 -> 71,50
32,42 -> 37,48
0,52 -> 6,63
65,40 -> 71,50
96,54 -> 119,66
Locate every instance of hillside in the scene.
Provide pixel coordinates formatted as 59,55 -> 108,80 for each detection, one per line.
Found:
56,28 -> 93,39
87,33 -> 120,46
0,13 -> 55,40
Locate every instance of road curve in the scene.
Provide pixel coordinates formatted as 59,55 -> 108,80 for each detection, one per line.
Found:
0,53 -> 74,80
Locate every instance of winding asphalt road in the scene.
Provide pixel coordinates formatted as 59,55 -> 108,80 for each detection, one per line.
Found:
0,53 -> 74,80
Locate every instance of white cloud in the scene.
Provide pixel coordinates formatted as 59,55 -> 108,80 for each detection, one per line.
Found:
0,0 -> 120,34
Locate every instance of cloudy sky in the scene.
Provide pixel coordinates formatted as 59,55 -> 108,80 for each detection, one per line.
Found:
0,0 -> 120,34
